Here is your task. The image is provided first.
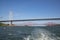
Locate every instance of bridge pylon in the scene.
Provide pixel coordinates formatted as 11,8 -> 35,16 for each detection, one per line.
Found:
9,11 -> 13,26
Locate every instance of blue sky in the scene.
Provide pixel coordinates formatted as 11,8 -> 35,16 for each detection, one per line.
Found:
0,0 -> 60,24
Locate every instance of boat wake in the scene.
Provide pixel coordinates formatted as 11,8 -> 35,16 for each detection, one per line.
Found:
24,28 -> 59,40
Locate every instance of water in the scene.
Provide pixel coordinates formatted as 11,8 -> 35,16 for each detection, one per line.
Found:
0,26 -> 60,40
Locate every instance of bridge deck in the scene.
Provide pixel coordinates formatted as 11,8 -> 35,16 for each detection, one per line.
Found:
0,18 -> 60,22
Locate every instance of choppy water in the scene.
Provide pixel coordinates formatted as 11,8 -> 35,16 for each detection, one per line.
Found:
0,26 -> 60,40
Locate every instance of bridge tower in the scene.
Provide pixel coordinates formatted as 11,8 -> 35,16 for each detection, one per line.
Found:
9,11 -> 13,26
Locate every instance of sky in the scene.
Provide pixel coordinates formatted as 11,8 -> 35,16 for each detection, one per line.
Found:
0,0 -> 60,24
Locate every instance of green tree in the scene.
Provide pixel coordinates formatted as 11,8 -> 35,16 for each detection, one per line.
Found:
0,22 -> 5,26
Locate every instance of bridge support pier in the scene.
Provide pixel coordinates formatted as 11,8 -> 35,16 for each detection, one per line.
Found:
9,20 -> 13,26
11,21 -> 12,26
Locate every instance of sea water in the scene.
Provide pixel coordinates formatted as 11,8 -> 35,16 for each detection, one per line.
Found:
29,28 -> 58,40
0,26 -> 60,40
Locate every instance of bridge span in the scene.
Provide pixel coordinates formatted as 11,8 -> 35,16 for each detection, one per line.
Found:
0,18 -> 60,26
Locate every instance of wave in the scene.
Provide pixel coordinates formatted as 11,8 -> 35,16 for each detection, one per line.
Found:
24,28 -> 59,40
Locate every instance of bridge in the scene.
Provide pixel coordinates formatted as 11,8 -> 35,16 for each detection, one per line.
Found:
0,18 -> 60,26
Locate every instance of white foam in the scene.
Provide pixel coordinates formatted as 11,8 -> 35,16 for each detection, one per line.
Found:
29,28 -> 58,40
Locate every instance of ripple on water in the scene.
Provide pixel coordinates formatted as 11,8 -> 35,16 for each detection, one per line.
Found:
29,28 -> 59,40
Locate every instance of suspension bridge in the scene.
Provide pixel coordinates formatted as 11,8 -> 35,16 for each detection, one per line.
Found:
0,11 -> 60,26
0,18 -> 60,26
